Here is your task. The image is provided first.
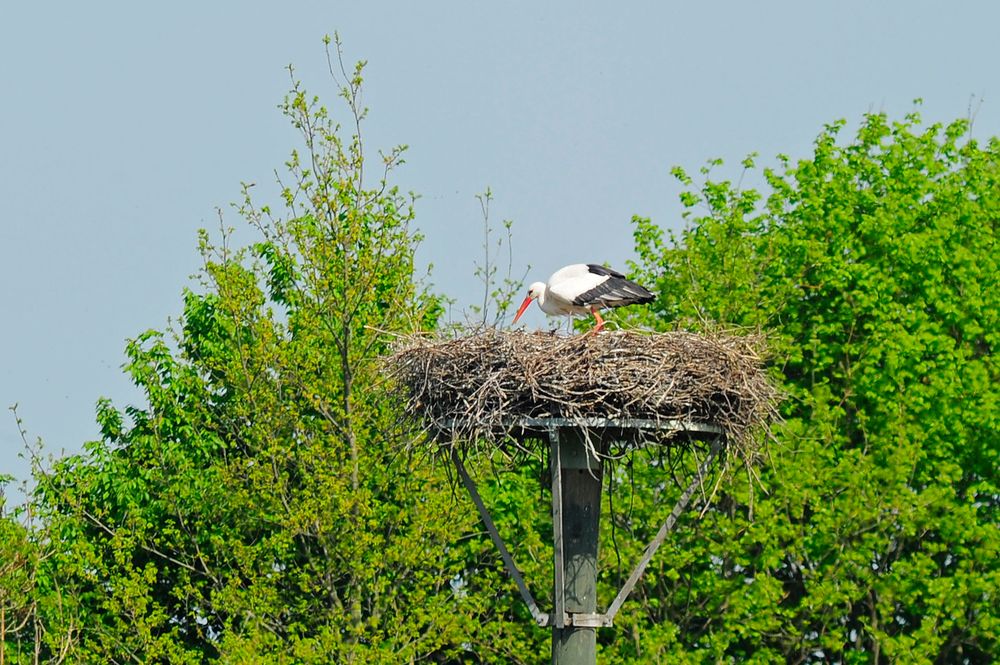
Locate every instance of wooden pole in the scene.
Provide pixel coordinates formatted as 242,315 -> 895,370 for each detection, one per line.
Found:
551,428 -> 602,665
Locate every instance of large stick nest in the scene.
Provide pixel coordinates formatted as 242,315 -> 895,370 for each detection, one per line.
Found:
387,329 -> 780,461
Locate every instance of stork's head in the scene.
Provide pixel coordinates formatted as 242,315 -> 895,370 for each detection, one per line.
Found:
513,282 -> 547,324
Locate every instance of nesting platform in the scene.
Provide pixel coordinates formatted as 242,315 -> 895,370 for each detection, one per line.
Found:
387,328 -> 778,461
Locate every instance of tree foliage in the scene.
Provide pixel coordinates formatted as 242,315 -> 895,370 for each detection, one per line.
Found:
2,41 -> 541,664
617,108 -> 998,663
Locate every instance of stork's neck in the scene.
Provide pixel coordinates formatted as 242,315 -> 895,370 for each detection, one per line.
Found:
535,284 -> 563,316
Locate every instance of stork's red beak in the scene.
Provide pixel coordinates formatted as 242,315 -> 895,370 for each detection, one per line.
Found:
512,295 -> 533,324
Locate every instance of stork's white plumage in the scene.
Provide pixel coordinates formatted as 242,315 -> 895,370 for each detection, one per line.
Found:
512,263 -> 655,331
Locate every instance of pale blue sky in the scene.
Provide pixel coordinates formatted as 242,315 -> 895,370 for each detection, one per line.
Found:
3,2 -> 999,495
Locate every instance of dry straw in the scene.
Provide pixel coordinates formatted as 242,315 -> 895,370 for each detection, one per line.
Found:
386,328 -> 780,464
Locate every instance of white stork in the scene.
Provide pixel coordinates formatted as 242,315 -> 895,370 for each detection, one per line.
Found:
512,263 -> 655,331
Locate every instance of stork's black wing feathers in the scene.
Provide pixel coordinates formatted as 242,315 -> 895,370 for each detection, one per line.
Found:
573,268 -> 655,308
586,263 -> 626,279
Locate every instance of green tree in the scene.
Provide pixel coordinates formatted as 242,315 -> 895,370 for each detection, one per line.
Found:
613,108 -> 998,663
0,479 -> 36,664
2,425 -> 82,665
23,39 -> 539,663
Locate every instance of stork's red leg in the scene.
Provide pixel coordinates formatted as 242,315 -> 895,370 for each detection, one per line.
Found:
591,307 -> 605,332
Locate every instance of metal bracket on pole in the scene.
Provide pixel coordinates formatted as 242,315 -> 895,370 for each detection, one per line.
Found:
451,449 -> 550,627
565,612 -> 612,628
448,419 -> 726,657
603,438 -> 723,624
